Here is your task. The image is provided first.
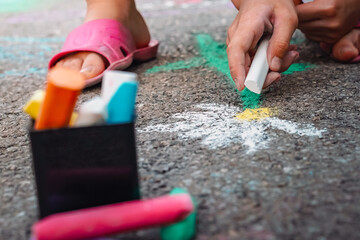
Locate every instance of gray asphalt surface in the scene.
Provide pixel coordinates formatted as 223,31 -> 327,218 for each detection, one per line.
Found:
1,0 -> 360,239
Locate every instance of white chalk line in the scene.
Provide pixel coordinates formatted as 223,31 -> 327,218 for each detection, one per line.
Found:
139,103 -> 326,153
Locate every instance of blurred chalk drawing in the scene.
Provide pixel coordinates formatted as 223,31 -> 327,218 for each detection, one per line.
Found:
0,0 -> 40,12
0,37 -> 64,78
140,103 -> 325,153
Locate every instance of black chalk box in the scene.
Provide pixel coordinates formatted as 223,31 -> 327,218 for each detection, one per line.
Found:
29,122 -> 140,218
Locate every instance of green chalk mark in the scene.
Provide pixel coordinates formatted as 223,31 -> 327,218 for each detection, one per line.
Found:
241,88 -> 262,110
283,63 -> 315,75
147,34 -> 315,110
196,34 -> 231,79
161,188 -> 197,240
0,0 -> 39,12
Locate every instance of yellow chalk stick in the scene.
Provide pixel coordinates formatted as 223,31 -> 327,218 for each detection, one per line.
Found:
69,112 -> 78,127
23,90 -> 45,119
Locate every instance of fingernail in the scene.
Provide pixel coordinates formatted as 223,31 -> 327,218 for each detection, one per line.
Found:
80,66 -> 94,74
270,57 -> 282,71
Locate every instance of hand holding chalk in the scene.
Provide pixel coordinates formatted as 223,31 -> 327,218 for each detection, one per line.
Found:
226,0 -> 298,91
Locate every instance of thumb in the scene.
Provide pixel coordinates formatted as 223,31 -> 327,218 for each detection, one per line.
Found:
267,12 -> 298,71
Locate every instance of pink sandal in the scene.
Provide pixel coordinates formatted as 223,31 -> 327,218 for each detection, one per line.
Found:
49,19 -> 159,88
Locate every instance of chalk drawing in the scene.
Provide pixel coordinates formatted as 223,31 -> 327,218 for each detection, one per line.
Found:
6,9 -> 84,24
235,108 -> 276,121
0,68 -> 47,78
140,103 -> 325,153
283,63 -> 315,75
147,34 -> 315,110
139,0 -> 233,17
0,0 -> 39,12
0,37 -> 63,77
0,37 -> 65,43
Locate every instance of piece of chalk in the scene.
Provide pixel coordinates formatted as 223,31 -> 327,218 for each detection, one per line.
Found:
161,188 -> 197,240
23,89 -> 78,124
32,194 -> 194,240
101,71 -> 137,104
23,90 -> 45,119
74,97 -> 106,127
35,67 -> 85,130
106,81 -> 138,124
244,36 -> 270,94
68,112 -> 78,127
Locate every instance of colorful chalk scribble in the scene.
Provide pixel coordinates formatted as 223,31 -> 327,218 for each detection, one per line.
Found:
0,37 -> 64,78
147,34 -> 315,111
0,0 -> 40,12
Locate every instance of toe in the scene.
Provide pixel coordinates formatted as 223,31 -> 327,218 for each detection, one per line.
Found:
80,52 -> 106,79
58,55 -> 83,72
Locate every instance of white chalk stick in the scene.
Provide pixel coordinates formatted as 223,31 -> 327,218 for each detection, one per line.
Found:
244,36 -> 270,94
101,71 -> 137,104
74,97 -> 106,127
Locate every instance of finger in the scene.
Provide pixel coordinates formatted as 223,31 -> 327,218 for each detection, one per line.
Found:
263,71 -> 281,89
227,21 -> 267,90
227,23 -> 235,46
304,33 -> 327,43
296,2 -> 321,22
279,50 -> 299,72
263,49 -> 299,89
227,42 -> 247,91
298,19 -> 328,31
332,34 -> 359,62
245,53 -> 251,76
268,11 -> 298,71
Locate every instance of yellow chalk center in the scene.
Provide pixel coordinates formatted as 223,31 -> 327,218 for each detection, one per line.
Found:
235,108 -> 275,121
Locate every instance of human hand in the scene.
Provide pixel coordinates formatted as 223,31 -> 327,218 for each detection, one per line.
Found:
227,0 -> 299,91
320,28 -> 360,62
296,0 -> 360,44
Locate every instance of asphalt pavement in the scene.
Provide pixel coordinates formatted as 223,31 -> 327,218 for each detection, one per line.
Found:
1,0 -> 360,239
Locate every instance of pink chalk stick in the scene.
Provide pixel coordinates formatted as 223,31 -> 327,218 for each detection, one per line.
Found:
33,194 -> 194,240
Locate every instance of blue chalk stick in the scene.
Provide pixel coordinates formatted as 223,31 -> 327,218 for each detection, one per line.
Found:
106,81 -> 138,124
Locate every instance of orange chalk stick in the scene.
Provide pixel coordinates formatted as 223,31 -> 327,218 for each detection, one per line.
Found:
35,67 -> 85,130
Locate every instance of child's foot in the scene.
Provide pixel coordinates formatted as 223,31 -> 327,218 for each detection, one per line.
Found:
320,28 -> 360,62
54,0 -> 151,80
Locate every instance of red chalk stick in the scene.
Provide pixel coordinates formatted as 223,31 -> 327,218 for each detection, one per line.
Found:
33,194 -> 194,240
